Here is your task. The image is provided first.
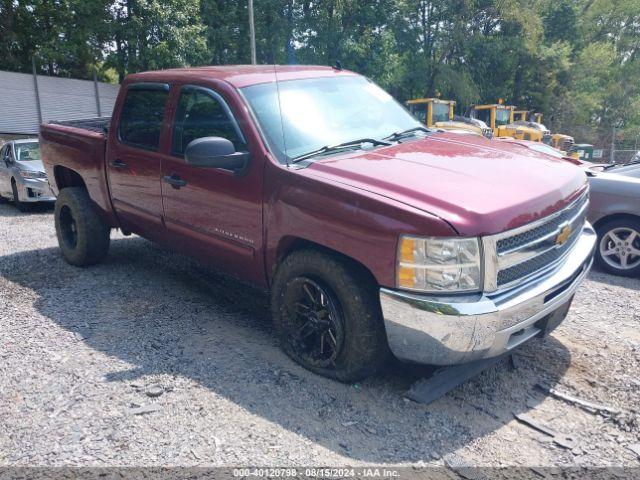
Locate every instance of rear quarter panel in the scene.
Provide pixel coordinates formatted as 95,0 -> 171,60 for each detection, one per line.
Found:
40,124 -> 119,226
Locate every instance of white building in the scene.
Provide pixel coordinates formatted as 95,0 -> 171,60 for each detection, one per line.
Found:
0,70 -> 119,140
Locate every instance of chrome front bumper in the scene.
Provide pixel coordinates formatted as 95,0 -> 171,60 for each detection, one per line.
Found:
15,177 -> 56,202
380,223 -> 596,365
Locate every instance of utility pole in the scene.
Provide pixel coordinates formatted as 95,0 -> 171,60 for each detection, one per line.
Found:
32,57 -> 43,125
610,125 -> 616,164
248,0 -> 257,65
93,69 -> 102,117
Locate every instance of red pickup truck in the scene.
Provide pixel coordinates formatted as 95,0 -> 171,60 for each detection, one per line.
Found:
40,65 -> 596,382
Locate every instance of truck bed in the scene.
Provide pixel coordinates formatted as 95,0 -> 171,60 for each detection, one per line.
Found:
40,119 -> 117,224
50,116 -> 111,134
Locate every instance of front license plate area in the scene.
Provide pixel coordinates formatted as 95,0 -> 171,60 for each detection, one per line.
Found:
536,295 -> 574,337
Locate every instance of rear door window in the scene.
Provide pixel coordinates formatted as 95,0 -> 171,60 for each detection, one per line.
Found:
118,85 -> 169,150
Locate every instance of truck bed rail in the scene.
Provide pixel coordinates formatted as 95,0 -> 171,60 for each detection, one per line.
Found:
50,117 -> 111,134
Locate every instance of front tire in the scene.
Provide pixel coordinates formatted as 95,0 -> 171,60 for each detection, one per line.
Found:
54,187 -> 110,266
11,180 -> 30,212
595,218 -> 640,277
271,249 -> 389,382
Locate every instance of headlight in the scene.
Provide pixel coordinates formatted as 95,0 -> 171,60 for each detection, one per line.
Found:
397,235 -> 482,293
19,170 -> 47,179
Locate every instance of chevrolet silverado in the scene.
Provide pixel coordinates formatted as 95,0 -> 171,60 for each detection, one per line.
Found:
40,66 -> 596,382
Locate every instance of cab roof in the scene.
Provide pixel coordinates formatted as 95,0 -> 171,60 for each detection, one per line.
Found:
125,65 -> 358,89
406,98 -> 455,105
472,104 -> 515,110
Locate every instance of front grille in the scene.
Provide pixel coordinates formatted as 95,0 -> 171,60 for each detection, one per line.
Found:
493,192 -> 588,288
497,226 -> 582,286
497,194 -> 588,254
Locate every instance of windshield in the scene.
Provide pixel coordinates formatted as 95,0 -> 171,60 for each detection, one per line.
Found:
495,108 -> 511,126
15,142 -> 41,161
408,103 -> 427,124
241,76 -> 421,162
432,103 -> 450,123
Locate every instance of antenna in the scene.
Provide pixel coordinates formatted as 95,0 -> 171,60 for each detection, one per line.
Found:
273,65 -> 289,167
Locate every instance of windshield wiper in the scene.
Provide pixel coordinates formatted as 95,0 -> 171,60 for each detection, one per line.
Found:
290,138 -> 391,164
383,126 -> 432,142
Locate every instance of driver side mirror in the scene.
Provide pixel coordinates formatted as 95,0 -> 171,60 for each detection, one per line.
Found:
184,137 -> 249,173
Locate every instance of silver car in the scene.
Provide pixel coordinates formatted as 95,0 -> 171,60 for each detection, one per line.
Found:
0,139 -> 55,211
588,164 -> 640,276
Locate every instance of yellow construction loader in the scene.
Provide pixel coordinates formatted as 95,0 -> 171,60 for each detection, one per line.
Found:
406,98 -> 493,138
470,102 -> 549,142
514,110 -> 544,124
468,102 -> 514,135
551,134 -> 575,152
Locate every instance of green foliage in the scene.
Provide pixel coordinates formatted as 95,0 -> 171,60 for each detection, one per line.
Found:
107,0 -> 209,81
1,0 -> 639,143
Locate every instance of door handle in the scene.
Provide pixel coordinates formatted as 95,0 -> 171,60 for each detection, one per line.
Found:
163,174 -> 187,189
112,159 -> 127,169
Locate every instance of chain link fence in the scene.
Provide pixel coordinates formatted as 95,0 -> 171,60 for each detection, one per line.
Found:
567,125 -> 640,165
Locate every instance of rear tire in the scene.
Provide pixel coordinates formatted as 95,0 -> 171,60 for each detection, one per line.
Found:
595,218 -> 640,277
54,187 -> 110,266
11,180 -> 30,212
271,249 -> 389,382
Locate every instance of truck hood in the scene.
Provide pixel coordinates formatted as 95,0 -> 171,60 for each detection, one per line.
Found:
304,133 -> 587,236
15,160 -> 46,173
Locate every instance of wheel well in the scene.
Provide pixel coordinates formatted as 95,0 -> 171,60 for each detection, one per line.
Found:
272,236 -> 379,288
593,213 -> 640,232
54,166 -> 86,191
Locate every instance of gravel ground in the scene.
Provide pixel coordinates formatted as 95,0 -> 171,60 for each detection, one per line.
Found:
0,201 -> 639,468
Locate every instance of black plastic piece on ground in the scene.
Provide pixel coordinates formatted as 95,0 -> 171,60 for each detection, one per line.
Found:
405,354 -> 512,404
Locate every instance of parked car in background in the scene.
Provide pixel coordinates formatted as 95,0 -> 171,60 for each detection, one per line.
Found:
496,138 -> 640,276
0,139 -> 55,211
597,159 -> 640,177
497,138 -> 609,169
588,167 -> 640,276
497,137 -> 568,158
40,65 -> 595,382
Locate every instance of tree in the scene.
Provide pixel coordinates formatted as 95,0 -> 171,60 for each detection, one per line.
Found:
107,0 -> 209,82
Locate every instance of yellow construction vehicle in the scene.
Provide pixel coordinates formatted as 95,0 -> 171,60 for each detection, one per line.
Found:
551,134 -> 575,152
468,101 -> 514,135
514,110 -> 544,124
512,115 -> 552,144
406,98 -> 493,138
523,112 -> 576,150
470,102 -> 551,142
513,110 -> 576,148
406,98 -> 455,126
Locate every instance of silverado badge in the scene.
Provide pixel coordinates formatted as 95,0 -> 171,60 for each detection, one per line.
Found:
555,224 -> 572,247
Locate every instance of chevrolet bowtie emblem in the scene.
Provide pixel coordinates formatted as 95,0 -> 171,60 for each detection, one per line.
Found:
556,224 -> 572,246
